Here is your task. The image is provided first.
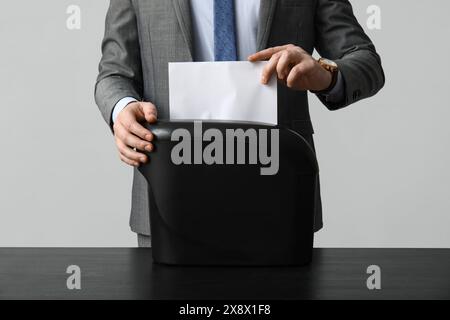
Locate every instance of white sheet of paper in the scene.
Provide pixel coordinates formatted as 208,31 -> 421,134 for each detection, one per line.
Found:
169,61 -> 277,125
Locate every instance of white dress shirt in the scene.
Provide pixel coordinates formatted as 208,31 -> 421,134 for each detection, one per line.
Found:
112,0 -> 343,123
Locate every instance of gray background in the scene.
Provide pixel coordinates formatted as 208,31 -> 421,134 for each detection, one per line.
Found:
0,1 -> 449,247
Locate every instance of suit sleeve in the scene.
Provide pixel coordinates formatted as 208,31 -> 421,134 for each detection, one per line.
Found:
314,0 -> 385,110
94,0 -> 143,129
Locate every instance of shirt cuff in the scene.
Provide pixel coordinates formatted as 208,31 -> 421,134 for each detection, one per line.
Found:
319,71 -> 345,103
112,97 -> 138,123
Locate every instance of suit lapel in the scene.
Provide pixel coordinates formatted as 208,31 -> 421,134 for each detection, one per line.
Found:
172,0 -> 194,61
257,0 -> 277,51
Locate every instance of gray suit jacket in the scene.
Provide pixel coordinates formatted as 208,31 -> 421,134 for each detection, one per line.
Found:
95,0 -> 385,236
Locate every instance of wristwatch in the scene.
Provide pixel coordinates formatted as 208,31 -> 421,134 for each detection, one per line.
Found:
312,58 -> 339,94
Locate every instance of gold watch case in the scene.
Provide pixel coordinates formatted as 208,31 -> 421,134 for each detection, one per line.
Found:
318,58 -> 338,73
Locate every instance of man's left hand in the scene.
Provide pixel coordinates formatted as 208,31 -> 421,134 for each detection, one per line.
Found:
248,44 -> 332,92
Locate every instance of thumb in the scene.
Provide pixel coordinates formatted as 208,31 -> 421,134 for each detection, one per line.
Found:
138,101 -> 158,123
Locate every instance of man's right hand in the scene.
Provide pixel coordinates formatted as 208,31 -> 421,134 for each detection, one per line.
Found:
113,101 -> 157,167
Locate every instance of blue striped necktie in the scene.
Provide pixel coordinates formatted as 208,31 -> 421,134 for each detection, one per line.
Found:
214,0 -> 238,61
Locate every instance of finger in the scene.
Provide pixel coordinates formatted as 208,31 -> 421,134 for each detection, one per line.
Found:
117,138 -> 148,163
124,133 -> 154,152
248,44 -> 293,62
286,64 -> 307,90
115,123 -> 153,152
276,49 -> 303,81
261,52 -> 282,84
139,102 -> 158,123
120,116 -> 153,142
119,153 -> 140,167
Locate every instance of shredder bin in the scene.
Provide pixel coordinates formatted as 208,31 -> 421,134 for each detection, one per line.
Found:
138,120 -> 319,266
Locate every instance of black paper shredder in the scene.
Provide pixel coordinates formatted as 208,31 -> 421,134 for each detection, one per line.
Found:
138,120 -> 319,266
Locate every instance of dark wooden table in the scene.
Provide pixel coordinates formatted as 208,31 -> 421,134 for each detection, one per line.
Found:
0,248 -> 449,300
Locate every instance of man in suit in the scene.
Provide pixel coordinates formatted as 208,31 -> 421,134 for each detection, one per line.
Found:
95,0 -> 385,247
